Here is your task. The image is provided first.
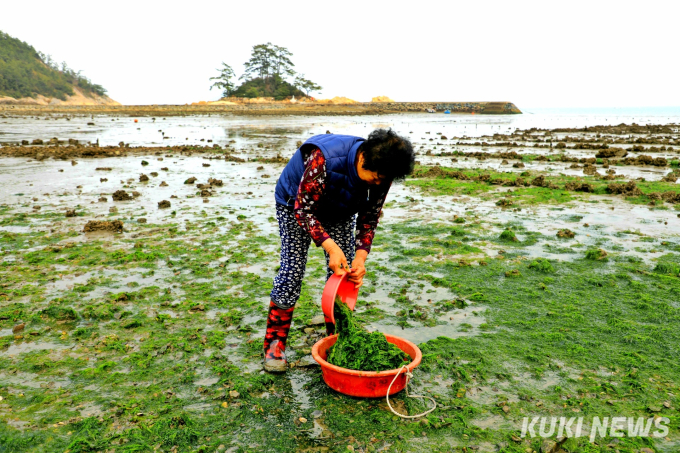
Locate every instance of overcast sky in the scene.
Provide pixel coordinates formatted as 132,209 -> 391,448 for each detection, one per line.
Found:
2,0 -> 678,108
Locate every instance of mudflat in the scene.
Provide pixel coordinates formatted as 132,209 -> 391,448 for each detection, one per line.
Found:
1,115 -> 679,452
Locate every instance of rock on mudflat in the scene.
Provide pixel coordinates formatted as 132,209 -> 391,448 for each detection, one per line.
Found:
309,315 -> 325,326
540,439 -> 557,453
158,200 -> 171,209
83,220 -> 123,233
556,229 -> 575,238
296,356 -> 319,368
112,190 -> 133,201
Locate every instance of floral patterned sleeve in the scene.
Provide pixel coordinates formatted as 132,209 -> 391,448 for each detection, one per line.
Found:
294,148 -> 331,247
355,184 -> 390,254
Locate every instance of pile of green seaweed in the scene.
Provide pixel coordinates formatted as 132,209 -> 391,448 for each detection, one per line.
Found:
326,298 -> 409,372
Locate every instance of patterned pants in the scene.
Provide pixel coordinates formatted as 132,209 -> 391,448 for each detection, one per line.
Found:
270,204 -> 356,309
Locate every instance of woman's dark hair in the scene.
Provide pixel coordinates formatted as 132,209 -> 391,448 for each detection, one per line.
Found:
359,128 -> 415,181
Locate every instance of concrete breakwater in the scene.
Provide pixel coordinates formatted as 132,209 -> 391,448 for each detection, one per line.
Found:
0,101 -> 521,116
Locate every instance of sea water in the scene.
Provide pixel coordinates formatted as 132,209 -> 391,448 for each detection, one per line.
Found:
1,106 -> 679,149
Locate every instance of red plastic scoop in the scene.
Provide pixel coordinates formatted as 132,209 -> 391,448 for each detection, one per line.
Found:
321,272 -> 359,325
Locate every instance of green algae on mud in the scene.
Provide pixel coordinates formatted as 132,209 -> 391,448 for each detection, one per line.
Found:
326,298 -> 408,372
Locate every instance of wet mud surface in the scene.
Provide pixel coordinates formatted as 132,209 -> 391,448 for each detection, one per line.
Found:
1,114 -> 680,452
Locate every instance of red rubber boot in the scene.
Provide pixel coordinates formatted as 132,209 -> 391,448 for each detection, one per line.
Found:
263,301 -> 294,373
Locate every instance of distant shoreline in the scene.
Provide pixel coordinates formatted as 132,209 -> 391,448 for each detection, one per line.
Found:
0,101 -> 521,117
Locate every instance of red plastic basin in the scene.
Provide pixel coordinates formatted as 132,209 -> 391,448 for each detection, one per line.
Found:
311,334 -> 422,398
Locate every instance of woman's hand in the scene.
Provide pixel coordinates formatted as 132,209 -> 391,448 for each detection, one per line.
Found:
322,239 -> 349,275
348,250 -> 368,289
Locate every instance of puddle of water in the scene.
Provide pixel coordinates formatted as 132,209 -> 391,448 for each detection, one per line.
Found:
308,416 -> 332,440
6,419 -> 30,430
289,371 -> 314,411
465,384 -> 519,406
44,270 -> 99,292
194,376 -> 219,386
470,414 -> 509,430
357,275 -> 491,344
0,371 -> 70,389
69,402 -> 103,418
220,344 -> 263,374
2,341 -> 70,355
0,225 -> 32,233
183,402 -> 214,411
367,305 -> 489,345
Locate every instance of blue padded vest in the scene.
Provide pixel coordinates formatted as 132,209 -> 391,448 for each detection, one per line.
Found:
275,134 -> 367,222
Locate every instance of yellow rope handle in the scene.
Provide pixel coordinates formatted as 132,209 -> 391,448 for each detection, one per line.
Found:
385,365 -> 437,419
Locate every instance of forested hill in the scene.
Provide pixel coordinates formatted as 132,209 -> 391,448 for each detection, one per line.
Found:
0,31 -> 108,101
